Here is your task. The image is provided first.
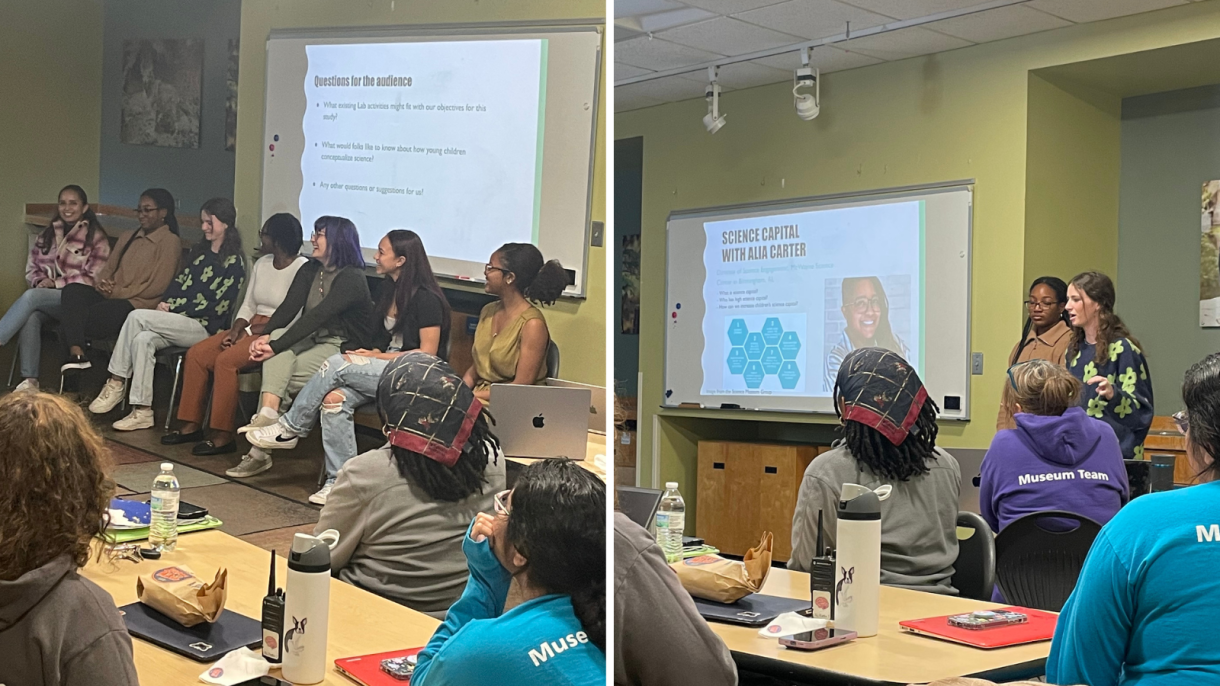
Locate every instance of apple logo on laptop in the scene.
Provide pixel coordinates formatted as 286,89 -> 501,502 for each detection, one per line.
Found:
532,413 -> 546,429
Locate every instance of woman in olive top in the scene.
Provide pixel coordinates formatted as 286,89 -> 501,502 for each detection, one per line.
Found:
1064,271 -> 1154,460
59,188 -> 182,372
227,215 -> 373,479
464,243 -> 567,404
998,277 -> 1072,430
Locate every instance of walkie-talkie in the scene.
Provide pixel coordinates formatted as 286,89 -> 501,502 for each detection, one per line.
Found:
261,549 -> 286,664
808,510 -> 836,621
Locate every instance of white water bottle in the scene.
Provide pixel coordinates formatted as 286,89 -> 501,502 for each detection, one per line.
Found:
282,530 -> 340,684
655,482 -> 685,563
149,463 -> 180,552
834,483 -> 889,637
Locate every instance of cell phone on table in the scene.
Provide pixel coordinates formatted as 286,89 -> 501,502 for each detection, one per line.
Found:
381,654 -> 418,680
778,627 -> 857,651
947,610 -> 1028,630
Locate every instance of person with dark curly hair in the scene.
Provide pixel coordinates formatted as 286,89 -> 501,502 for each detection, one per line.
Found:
412,459 -> 605,685
464,243 -> 568,404
315,352 -> 504,615
789,347 -> 960,594
0,392 -> 138,685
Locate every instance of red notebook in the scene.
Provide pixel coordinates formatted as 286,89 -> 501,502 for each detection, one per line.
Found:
898,607 -> 1057,649
335,647 -> 425,685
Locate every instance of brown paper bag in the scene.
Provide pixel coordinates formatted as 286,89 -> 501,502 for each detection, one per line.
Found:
136,565 -> 227,627
672,531 -> 773,603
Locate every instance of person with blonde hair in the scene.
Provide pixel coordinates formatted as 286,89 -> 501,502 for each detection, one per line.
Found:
981,359 -> 1128,538
0,392 -> 138,685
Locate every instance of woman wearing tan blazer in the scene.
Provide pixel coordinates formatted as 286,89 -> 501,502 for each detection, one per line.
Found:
997,277 -> 1071,430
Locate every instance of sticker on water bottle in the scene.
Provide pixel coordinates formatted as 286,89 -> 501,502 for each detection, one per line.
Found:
655,512 -> 669,529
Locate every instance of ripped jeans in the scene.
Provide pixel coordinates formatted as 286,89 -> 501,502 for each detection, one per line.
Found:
279,353 -> 392,479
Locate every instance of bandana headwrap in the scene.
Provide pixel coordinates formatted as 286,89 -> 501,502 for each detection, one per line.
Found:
377,352 -> 483,467
833,347 -> 929,446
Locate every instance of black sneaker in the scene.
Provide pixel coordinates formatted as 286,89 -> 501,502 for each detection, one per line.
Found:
61,355 -> 91,372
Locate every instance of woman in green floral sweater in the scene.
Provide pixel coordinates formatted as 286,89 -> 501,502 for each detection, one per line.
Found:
1064,271 -> 1153,460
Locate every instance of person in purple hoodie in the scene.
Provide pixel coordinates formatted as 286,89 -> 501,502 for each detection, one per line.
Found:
980,358 -> 1129,535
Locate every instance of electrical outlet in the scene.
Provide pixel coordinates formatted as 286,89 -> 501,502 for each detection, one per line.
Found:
972,352 -> 983,375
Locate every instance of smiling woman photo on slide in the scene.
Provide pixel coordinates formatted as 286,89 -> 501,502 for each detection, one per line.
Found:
824,276 -> 909,391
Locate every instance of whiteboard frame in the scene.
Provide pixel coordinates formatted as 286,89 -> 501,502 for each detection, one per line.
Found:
662,180 -> 974,420
258,21 -> 602,299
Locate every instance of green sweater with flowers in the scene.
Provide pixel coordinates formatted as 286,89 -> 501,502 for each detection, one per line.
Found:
161,249 -> 246,335
1067,337 -> 1153,460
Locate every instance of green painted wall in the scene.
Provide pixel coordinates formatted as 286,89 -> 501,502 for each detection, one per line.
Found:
617,1 -> 1220,501
235,0 -> 606,386
1118,86 -> 1220,413
0,0 -> 103,370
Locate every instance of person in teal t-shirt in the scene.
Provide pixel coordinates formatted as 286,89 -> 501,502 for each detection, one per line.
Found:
412,459 -> 606,686
1048,353 -> 1220,686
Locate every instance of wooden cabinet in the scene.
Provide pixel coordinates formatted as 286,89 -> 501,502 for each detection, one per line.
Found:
697,440 -> 820,562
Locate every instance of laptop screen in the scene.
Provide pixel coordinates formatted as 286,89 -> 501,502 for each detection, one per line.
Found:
617,486 -> 662,530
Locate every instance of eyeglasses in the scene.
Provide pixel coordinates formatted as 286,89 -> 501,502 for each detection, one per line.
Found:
493,489 -> 512,516
484,264 -> 510,277
848,296 -> 882,313
1025,300 -> 1062,311
134,206 -> 159,215
311,230 -> 326,240
1173,410 -> 1189,435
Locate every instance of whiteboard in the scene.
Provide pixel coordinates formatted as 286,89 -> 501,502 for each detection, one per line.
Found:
260,24 -> 601,297
663,183 -> 973,418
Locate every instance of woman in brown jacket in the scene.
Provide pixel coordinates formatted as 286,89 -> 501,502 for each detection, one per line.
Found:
58,188 -> 182,372
997,276 -> 1071,430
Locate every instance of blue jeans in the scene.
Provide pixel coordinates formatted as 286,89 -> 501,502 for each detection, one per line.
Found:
0,288 -> 63,380
280,353 -> 389,479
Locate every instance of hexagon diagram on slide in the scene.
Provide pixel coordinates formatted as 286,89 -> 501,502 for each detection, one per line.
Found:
727,347 -> 748,375
727,319 -> 749,347
722,314 -> 806,393
761,318 -> 784,345
743,361 -> 766,389
779,331 -> 802,360
744,332 -> 766,360
779,361 -> 801,389
761,346 -> 783,375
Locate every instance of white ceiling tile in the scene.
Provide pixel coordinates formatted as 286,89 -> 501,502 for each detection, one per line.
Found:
679,60 -> 792,89
838,0 -> 999,20
838,25 -> 973,60
678,0 -> 793,14
616,36 -> 725,70
615,0 -> 688,19
658,17 -> 805,56
616,75 -> 711,110
614,63 -> 655,80
754,44 -> 883,72
614,86 -> 666,112
734,0 -> 893,40
1025,0 -> 1188,23
927,4 -> 1071,42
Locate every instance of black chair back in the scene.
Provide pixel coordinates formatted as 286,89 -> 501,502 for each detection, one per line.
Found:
994,510 -> 1101,612
952,511 -> 996,601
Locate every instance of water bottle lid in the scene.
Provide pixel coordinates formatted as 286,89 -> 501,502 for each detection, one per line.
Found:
161,463 -> 174,471
288,532 -> 332,572
838,482 -> 881,520
665,481 -> 678,489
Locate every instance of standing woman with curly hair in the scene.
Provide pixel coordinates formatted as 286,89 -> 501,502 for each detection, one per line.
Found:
0,393 -> 138,685
789,347 -> 960,594
1064,271 -> 1154,459
464,243 -> 568,405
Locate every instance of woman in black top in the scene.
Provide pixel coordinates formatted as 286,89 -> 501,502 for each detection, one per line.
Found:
239,230 -> 450,504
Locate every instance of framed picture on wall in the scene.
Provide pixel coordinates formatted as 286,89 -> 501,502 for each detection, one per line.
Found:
1201,181 -> 1220,327
120,38 -> 203,149
621,234 -> 640,335
225,39 -> 239,152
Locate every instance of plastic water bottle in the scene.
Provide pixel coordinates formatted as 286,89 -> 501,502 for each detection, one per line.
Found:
149,463 -> 180,552
655,482 -> 685,563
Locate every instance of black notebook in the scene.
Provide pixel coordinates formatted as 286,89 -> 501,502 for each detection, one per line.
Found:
693,594 -> 812,627
119,602 -> 262,662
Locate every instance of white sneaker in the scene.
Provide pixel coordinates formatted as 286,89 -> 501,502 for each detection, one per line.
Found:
112,408 -> 154,431
89,380 -> 126,414
246,421 -> 299,450
13,378 -> 39,392
309,479 -> 336,505
225,451 -> 274,478
237,410 -> 280,434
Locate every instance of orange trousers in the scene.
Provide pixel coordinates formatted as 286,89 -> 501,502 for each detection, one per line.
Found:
176,330 -> 258,433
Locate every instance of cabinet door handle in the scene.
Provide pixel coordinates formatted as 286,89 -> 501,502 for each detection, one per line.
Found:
764,466 -> 778,474
713,462 -> 725,470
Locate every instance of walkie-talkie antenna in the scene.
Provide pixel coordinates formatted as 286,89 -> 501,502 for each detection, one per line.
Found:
268,549 -> 276,597
816,510 -> 824,557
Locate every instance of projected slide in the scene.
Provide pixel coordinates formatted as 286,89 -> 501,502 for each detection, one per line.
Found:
699,202 -> 923,397
300,39 -> 545,260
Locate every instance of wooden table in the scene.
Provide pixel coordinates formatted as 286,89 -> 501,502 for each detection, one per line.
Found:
507,431 -> 607,480
711,569 -> 1051,685
83,530 -> 440,684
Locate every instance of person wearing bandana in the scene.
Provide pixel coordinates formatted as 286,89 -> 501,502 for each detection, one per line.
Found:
314,352 -> 504,616
789,347 -> 961,594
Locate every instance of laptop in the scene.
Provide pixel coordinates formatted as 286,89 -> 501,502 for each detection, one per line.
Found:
545,377 -> 607,434
119,602 -> 261,662
693,594 -> 813,627
898,606 -> 1057,649
335,647 -> 425,685
491,384 -> 590,460
618,485 -> 662,530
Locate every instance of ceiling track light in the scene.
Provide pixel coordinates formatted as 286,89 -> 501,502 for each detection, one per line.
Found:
793,47 -> 820,121
703,66 -> 725,134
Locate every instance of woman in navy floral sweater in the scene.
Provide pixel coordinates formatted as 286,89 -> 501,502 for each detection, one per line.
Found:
1064,271 -> 1153,460
88,198 -> 246,432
